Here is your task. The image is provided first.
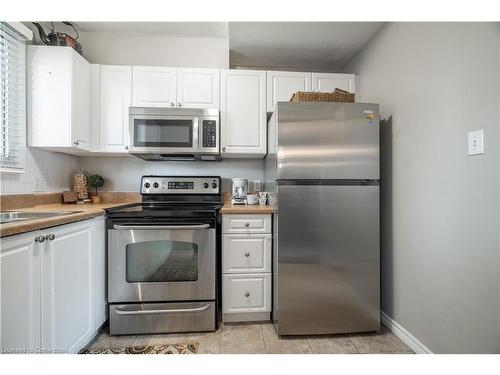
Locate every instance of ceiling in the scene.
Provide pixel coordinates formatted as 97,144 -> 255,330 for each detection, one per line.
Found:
228,22 -> 384,71
58,22 -> 384,71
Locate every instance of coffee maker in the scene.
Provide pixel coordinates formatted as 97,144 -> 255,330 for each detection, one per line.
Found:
231,178 -> 248,205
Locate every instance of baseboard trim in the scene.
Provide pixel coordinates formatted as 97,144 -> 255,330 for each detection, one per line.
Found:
381,311 -> 433,354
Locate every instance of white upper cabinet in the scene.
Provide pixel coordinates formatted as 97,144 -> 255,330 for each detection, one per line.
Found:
27,46 -> 91,152
176,68 -> 220,108
220,69 -> 267,158
132,66 -> 220,109
132,66 -> 176,107
100,65 -> 132,153
266,71 -> 312,111
311,73 -> 356,93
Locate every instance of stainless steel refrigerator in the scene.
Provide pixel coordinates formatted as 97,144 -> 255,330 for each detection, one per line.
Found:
265,102 -> 380,335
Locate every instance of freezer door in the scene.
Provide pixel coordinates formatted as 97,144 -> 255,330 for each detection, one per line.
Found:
277,102 -> 379,180
275,183 -> 380,335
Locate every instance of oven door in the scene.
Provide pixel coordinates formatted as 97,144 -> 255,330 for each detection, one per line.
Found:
129,114 -> 199,154
108,222 -> 215,303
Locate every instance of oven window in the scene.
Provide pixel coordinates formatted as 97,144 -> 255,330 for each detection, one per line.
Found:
126,240 -> 198,282
134,119 -> 193,147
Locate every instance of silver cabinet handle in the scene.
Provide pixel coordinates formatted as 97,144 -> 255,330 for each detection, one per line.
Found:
45,233 -> 55,241
115,304 -> 210,316
35,235 -> 45,242
245,222 -> 250,227
74,139 -> 86,146
170,102 -> 175,107
113,224 -> 210,230
222,147 -> 226,152
124,145 -> 129,150
244,292 -> 250,297
244,252 -> 250,257
178,102 -> 182,107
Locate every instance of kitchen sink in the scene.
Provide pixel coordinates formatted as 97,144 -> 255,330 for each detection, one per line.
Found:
0,211 -> 82,224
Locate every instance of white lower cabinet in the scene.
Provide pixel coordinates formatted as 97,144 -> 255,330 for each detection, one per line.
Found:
223,274 -> 271,314
222,214 -> 272,322
0,231 -> 41,353
0,217 -> 106,354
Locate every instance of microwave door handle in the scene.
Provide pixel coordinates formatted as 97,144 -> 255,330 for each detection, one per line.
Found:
193,116 -> 200,151
112,224 -> 210,230
115,303 -> 211,315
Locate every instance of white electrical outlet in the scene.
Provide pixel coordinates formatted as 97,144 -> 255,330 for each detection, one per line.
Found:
33,176 -> 46,192
468,130 -> 484,156
253,180 -> 262,192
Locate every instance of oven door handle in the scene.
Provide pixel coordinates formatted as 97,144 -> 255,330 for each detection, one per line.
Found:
114,304 -> 211,315
112,224 -> 211,230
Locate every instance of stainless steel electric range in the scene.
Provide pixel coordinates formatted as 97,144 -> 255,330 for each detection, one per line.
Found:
105,176 -> 222,335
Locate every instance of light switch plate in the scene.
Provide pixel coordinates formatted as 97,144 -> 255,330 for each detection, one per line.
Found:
468,130 -> 484,156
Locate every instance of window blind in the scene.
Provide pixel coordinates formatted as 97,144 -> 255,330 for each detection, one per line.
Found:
0,22 -> 27,173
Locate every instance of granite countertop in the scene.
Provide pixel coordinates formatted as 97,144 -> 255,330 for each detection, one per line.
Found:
220,203 -> 275,214
0,202 -> 129,238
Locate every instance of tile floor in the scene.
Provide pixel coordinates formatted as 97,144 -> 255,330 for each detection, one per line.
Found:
86,323 -> 414,354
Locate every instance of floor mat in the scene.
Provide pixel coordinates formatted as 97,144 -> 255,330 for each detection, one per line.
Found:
82,343 -> 198,354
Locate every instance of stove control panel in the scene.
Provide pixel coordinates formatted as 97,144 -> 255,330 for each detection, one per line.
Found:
141,176 -> 220,194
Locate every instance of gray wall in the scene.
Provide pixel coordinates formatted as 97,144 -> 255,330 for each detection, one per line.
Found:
345,23 -> 500,353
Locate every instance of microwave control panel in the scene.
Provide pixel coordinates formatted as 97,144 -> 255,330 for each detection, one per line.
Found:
202,120 -> 217,148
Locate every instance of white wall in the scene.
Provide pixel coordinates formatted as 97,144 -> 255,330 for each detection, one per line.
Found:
345,23 -> 500,353
78,156 -> 263,193
0,149 -> 78,194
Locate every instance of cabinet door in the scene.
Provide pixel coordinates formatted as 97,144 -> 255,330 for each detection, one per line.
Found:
100,65 -> 132,153
311,73 -> 356,94
41,221 -> 94,354
221,69 -> 267,157
132,66 -> 176,107
266,71 -> 312,111
27,46 -> 71,148
0,231 -> 41,352
176,68 -> 220,108
71,51 -> 91,151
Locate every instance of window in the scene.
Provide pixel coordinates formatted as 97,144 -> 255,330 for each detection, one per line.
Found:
0,22 -> 28,173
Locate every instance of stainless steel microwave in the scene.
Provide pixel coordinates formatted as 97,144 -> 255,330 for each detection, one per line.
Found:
129,107 -> 220,161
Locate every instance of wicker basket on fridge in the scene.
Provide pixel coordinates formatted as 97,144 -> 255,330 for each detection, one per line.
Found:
290,88 -> 355,103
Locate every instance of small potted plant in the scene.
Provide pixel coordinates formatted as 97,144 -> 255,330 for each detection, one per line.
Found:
88,174 -> 105,204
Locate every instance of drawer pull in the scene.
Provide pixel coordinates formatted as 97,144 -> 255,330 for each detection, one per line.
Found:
244,292 -> 250,297
115,304 -> 210,315
244,252 -> 250,257
244,222 -> 250,227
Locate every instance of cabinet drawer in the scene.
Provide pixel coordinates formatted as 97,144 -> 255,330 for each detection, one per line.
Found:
222,214 -> 271,234
223,234 -> 271,273
222,274 -> 271,313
